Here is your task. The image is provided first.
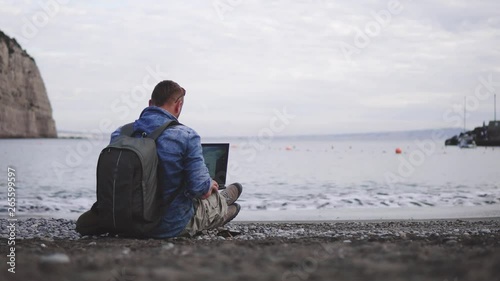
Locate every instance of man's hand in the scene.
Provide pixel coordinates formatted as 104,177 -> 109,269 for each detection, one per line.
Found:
200,180 -> 219,200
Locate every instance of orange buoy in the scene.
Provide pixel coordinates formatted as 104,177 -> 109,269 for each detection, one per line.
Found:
395,148 -> 402,154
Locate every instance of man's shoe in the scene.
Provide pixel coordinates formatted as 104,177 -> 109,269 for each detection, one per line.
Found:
220,182 -> 243,205
222,203 -> 241,226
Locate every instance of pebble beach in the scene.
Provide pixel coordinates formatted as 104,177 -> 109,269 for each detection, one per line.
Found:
1,218 -> 500,280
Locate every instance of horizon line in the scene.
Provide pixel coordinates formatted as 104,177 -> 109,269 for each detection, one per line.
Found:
56,127 -> 464,139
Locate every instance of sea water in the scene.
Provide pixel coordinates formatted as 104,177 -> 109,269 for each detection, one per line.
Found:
0,137 -> 499,217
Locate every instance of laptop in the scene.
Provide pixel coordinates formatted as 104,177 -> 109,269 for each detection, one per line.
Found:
202,143 -> 229,189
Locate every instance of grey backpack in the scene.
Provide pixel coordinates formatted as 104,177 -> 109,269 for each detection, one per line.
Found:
96,120 -> 180,237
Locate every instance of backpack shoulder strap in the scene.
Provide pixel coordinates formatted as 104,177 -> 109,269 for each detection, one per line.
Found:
150,120 -> 184,211
148,120 -> 181,140
120,123 -> 135,137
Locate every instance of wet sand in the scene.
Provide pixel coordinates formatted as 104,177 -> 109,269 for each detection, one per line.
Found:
1,219 -> 499,281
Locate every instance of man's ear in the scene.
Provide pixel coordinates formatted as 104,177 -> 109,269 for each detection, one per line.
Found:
149,99 -> 153,106
174,101 -> 182,115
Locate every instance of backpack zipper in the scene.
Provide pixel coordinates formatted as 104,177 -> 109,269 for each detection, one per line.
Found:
112,150 -> 123,229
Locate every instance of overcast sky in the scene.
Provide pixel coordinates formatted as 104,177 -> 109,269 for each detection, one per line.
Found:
1,0 -> 499,137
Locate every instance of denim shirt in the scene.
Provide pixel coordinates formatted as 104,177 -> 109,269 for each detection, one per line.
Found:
110,106 -> 211,238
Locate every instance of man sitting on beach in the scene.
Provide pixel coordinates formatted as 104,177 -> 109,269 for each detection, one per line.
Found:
76,80 -> 243,238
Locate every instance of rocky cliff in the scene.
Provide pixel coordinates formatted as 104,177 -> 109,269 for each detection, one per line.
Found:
0,30 -> 57,138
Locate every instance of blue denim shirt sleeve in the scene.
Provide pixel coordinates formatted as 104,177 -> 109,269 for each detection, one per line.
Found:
182,131 -> 211,199
110,127 -> 121,142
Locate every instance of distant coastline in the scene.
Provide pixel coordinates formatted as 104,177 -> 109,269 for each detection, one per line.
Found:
276,128 -> 462,142
51,127 -> 463,142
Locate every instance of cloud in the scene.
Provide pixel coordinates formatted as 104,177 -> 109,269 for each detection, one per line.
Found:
0,0 -> 499,136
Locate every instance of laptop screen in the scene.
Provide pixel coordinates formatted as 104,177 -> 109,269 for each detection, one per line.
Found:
201,143 -> 229,187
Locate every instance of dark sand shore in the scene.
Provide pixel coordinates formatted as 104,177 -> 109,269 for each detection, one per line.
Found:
1,219 -> 499,281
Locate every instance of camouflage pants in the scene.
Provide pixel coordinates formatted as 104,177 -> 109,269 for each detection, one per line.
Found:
180,191 -> 228,237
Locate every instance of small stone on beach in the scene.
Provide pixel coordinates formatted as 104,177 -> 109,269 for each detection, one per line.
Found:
162,243 -> 175,251
40,253 -> 71,264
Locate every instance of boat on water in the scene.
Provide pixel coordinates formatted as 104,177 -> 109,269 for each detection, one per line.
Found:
445,95 -> 499,147
446,120 -> 500,147
458,135 -> 477,149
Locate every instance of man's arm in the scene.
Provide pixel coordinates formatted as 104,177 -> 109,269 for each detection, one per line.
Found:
183,130 -> 212,199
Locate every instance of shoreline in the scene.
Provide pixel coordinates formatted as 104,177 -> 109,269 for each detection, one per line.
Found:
7,204 -> 500,222
1,219 -> 499,281
236,205 -> 500,222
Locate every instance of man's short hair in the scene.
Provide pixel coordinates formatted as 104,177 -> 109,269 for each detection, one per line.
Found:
151,80 -> 185,106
